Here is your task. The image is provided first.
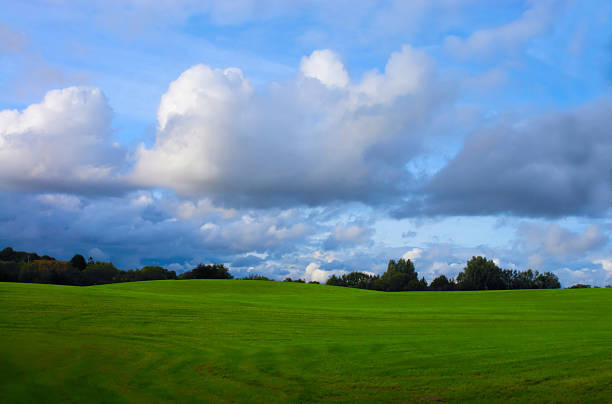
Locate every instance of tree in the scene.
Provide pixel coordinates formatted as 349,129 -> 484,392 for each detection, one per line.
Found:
326,272 -> 379,289
326,275 -> 345,286
0,247 -> 16,261
429,275 -> 457,291
179,264 -> 233,279
70,254 -> 87,271
379,258 -> 421,291
137,266 -> 176,281
80,262 -> 120,285
456,256 -> 505,290
534,271 -> 560,289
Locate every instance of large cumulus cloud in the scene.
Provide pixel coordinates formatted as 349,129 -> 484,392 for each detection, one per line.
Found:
131,45 -> 450,207
0,86 -> 126,194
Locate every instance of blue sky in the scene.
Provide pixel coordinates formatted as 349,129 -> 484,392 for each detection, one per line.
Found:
0,0 -> 611,286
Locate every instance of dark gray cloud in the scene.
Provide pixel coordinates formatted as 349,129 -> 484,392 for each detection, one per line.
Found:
516,223 -> 608,259
399,100 -> 612,218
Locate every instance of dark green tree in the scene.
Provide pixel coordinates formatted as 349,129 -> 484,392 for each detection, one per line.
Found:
534,272 -> 561,289
379,258 -> 420,291
326,274 -> 345,286
179,264 -> 233,279
456,256 -> 506,290
138,266 -> 176,280
429,275 -> 457,291
80,261 -> 120,285
0,247 -> 16,262
70,254 -> 87,271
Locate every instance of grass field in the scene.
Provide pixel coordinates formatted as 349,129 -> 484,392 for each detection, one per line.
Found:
1,280 -> 611,403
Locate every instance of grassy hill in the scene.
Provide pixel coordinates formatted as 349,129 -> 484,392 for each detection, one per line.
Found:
1,280 -> 611,403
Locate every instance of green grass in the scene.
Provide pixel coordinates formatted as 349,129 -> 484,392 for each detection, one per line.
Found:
1,281 -> 611,403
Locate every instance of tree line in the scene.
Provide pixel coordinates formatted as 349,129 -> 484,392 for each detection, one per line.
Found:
1,246 -> 603,290
327,256 -> 562,291
0,247 -> 230,286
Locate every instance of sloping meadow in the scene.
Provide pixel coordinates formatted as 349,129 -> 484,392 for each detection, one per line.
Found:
1,280 -> 611,402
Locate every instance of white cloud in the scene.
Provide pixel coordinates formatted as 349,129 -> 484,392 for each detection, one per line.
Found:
300,49 -> 349,88
313,250 -> 336,263
594,259 -> 612,273
425,261 -> 463,279
0,86 -> 125,194
303,262 -> 345,283
156,65 -> 253,131
402,247 -> 423,261
356,45 -> 433,105
131,45 -> 446,207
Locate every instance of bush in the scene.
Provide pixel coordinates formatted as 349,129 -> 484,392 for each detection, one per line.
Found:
70,254 -> 87,271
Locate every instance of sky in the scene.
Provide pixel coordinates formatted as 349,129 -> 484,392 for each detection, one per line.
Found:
0,0 -> 611,286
